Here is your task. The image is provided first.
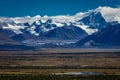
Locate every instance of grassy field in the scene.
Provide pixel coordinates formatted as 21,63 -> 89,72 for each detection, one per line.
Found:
0,74 -> 120,80
0,48 -> 120,79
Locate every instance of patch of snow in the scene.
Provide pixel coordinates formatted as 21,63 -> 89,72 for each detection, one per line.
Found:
34,15 -> 41,19
40,26 -> 49,32
27,26 -> 39,36
3,24 -> 26,34
41,15 -> 49,23
35,20 -> 41,25
52,21 -> 64,27
75,24 -> 98,35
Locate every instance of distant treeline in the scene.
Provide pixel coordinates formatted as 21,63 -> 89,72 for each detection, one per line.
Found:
0,65 -> 119,69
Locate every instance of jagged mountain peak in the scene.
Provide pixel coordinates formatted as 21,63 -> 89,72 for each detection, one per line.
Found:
79,11 -> 106,29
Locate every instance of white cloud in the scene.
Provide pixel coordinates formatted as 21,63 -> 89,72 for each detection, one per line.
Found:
0,6 -> 120,24
11,15 -> 41,25
96,6 -> 120,23
50,15 -> 75,23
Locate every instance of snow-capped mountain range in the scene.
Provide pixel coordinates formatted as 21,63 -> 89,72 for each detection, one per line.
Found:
0,6 -> 120,35
0,6 -> 120,47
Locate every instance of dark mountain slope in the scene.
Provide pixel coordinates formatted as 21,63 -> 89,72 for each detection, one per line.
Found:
76,22 -> 120,47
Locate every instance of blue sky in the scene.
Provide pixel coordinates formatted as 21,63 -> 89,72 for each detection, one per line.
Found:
0,0 -> 120,17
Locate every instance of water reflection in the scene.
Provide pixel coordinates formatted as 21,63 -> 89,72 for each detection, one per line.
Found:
53,72 -> 101,75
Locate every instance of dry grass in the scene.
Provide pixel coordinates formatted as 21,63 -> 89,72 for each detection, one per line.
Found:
0,49 -> 120,75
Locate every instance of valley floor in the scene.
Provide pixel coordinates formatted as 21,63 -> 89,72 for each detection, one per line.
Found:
0,48 -> 120,79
